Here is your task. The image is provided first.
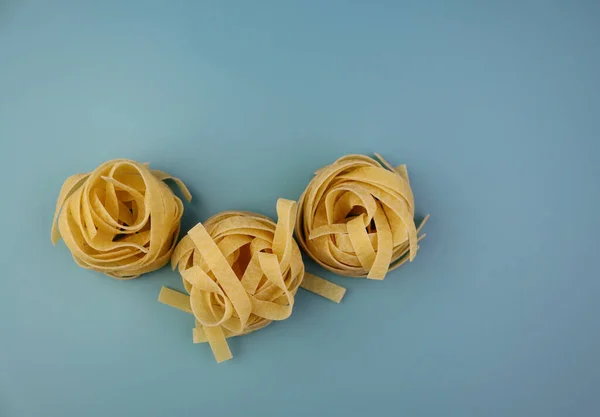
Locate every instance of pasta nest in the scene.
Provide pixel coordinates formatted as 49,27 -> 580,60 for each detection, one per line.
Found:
295,154 -> 428,280
51,159 -> 191,279
169,199 -> 305,362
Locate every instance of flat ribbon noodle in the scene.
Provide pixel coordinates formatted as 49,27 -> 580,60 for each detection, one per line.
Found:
295,154 -> 428,280
160,198 -> 346,362
51,159 -> 191,279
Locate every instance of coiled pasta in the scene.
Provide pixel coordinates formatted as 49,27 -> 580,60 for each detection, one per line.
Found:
160,199 -> 345,362
51,159 -> 191,279
295,154 -> 428,280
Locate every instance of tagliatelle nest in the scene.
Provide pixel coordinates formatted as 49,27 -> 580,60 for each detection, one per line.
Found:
295,154 -> 428,280
51,159 -> 191,279
159,199 -> 345,362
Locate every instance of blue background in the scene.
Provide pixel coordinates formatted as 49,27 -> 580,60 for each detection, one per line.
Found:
1,1 -> 599,416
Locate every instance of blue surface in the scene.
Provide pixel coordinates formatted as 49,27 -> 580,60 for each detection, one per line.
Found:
1,1 -> 599,416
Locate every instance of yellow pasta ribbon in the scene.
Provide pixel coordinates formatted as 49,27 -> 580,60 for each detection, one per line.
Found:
160,198 -> 346,362
51,159 -> 191,279
295,154 -> 428,280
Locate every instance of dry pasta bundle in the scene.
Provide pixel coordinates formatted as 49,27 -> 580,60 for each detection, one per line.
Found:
159,198 -> 346,362
295,154 -> 428,280
51,159 -> 191,279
